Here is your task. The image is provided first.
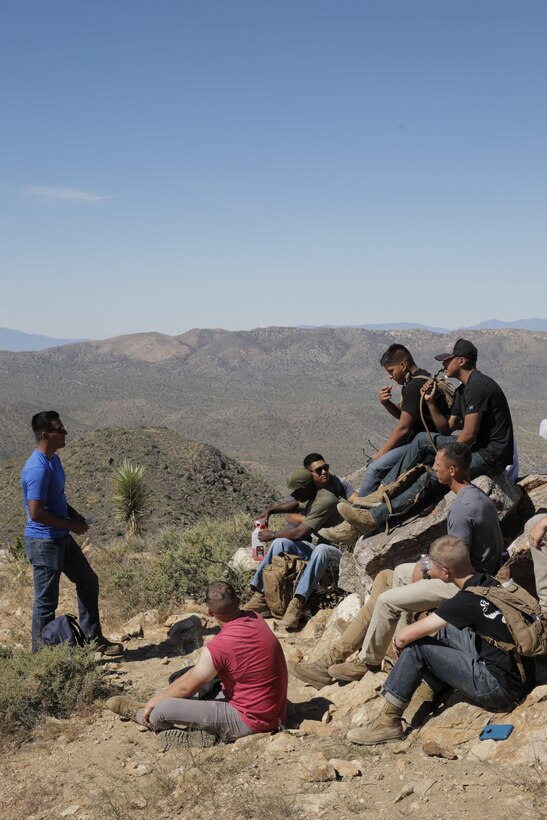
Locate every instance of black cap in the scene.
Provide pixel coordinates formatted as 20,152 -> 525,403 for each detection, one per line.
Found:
434,338 -> 478,362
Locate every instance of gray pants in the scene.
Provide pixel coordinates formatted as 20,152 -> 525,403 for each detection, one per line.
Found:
136,691 -> 255,740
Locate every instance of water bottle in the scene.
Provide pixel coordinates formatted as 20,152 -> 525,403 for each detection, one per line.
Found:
251,521 -> 267,561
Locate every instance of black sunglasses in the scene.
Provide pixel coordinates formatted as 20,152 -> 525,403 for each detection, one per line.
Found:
48,425 -> 67,435
312,464 -> 330,475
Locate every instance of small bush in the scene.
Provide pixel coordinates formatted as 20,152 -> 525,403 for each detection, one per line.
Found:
106,513 -> 254,612
8,536 -> 26,561
0,643 -> 109,741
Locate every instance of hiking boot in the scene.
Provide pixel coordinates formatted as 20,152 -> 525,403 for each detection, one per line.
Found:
337,503 -> 378,537
328,658 -> 379,682
290,647 -> 347,689
95,637 -> 125,657
156,728 -> 218,751
346,701 -> 405,745
290,659 -> 333,689
353,485 -> 386,508
241,591 -> 271,616
279,597 -> 306,631
409,681 -> 446,727
106,696 -> 145,722
318,520 -> 360,548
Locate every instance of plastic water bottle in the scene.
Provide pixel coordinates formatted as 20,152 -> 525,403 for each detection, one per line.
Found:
251,521 -> 267,561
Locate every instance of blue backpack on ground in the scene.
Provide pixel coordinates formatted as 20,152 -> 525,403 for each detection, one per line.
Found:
41,613 -> 86,647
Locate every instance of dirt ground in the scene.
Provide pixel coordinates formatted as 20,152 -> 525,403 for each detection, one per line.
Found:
0,569 -> 546,820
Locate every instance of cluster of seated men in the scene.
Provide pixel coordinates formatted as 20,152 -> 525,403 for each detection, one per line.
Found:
108,338 -> 547,749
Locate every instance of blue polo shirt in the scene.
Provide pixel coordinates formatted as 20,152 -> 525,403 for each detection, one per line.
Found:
21,450 -> 69,538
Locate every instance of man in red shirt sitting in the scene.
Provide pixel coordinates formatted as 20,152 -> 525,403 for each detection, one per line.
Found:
107,581 -> 288,748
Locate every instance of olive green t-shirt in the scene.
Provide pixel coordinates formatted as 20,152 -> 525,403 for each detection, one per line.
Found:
302,489 -> 343,534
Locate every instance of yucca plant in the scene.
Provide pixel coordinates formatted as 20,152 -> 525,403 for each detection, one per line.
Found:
111,459 -> 152,539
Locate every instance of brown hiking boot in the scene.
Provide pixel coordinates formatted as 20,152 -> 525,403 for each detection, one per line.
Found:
290,659 -> 333,689
241,591 -> 271,616
337,503 -> 378,537
353,485 -> 386,508
290,647 -> 347,689
328,657 -> 379,682
279,597 -> 305,630
106,696 -> 145,722
318,520 -> 360,547
346,701 -> 405,745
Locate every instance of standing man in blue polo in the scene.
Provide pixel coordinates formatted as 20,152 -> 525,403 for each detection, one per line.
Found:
21,410 -> 122,655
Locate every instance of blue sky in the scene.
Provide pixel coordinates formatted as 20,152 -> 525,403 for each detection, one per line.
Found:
1,1 -> 546,339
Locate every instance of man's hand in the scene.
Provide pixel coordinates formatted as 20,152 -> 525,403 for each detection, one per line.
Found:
258,528 -> 275,543
68,519 -> 89,536
141,694 -> 163,726
420,379 -> 437,403
528,517 -> 547,549
379,386 -> 392,405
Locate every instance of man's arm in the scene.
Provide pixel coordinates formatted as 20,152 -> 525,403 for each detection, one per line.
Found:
372,410 -> 416,460
256,499 -> 300,524
379,386 -> 402,420
421,381 -> 455,434
141,647 -> 217,724
392,612 -> 448,655
27,499 -> 89,536
455,411 -> 481,447
66,503 -> 86,522
259,521 -> 313,543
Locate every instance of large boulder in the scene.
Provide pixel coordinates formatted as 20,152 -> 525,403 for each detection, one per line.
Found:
339,472 -> 523,594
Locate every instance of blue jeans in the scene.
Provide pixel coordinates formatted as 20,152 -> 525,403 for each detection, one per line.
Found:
250,538 -> 342,602
383,624 -> 523,710
371,433 -> 497,526
24,534 -> 102,652
358,445 -> 410,496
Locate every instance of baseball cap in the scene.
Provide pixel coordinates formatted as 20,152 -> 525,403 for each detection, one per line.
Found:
434,338 -> 478,362
284,467 -> 314,496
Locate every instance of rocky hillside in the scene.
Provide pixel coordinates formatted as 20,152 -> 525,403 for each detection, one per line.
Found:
0,327 -> 545,482
0,427 -> 276,549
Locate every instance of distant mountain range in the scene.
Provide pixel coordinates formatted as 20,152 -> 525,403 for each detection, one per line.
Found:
1,327 -> 545,484
0,327 -> 85,351
1,319 -> 546,352
299,319 -> 547,333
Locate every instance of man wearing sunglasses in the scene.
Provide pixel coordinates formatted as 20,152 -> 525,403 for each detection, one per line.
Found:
243,462 -> 353,630
21,410 -> 123,656
284,454 -> 357,527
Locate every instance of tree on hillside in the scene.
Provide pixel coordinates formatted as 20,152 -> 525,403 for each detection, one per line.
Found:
111,459 -> 152,539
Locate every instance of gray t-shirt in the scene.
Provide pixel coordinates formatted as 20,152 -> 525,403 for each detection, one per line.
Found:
447,485 -> 503,574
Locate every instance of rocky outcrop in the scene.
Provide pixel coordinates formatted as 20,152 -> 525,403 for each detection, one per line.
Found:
339,472 -> 523,594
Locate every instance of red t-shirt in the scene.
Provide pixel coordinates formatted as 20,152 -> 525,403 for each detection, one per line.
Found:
207,612 -> 288,732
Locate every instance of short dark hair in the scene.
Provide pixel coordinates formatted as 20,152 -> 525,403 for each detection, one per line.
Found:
205,581 -> 240,617
380,344 -> 415,368
31,411 -> 60,441
440,442 -> 471,471
303,453 -> 324,469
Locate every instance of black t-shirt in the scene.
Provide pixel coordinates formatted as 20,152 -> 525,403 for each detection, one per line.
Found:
435,573 -> 531,697
400,369 -> 449,439
451,371 -> 514,469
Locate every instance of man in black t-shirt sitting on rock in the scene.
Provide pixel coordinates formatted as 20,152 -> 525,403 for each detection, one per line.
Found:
340,338 -> 515,539
347,535 -> 533,746
322,344 -> 449,546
